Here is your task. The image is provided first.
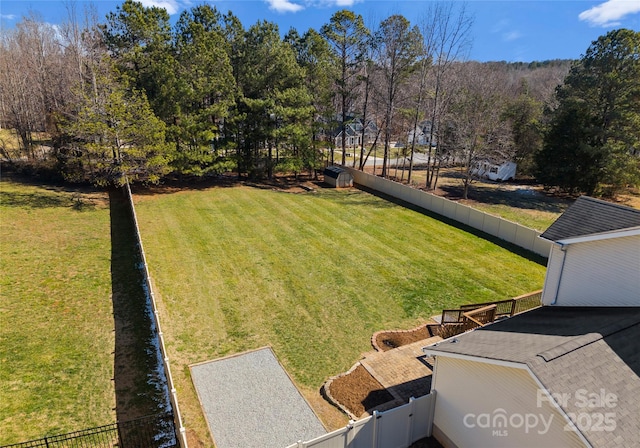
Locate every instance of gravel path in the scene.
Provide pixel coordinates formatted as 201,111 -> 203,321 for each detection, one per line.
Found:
190,347 -> 326,448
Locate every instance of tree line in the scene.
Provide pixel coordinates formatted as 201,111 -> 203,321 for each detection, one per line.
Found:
1,1 -> 638,197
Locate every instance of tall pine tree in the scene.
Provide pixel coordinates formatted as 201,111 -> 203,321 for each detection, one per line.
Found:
537,29 -> 640,196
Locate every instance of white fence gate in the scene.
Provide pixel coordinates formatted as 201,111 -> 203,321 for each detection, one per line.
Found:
286,394 -> 436,448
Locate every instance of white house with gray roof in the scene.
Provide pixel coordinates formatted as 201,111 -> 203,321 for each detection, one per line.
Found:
333,119 -> 378,149
422,196 -> 640,448
539,196 -> 640,307
423,307 -> 640,447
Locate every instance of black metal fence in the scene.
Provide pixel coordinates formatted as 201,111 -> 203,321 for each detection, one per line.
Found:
2,413 -> 177,448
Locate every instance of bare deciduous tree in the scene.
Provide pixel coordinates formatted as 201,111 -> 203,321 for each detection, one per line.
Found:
423,2 -> 473,189
443,62 -> 512,199
0,18 -> 54,157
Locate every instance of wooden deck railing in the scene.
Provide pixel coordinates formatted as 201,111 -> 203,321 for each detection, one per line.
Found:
461,304 -> 497,331
431,290 -> 543,338
441,290 -> 542,324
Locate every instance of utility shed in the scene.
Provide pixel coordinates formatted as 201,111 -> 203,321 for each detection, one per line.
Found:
323,166 -> 353,188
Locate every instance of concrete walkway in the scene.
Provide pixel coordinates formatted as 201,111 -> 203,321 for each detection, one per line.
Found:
361,336 -> 442,406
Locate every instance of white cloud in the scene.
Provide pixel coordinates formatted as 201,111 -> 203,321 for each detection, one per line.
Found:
266,0 -> 305,13
308,0 -> 359,8
491,19 -> 509,34
504,31 -> 522,42
1,14 -> 17,20
490,20 -> 521,42
139,0 -> 181,15
579,0 -> 640,27
334,0 -> 357,6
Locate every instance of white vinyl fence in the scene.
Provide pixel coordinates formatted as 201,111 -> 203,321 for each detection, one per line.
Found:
123,181 -> 188,447
342,167 -> 551,257
286,394 -> 436,448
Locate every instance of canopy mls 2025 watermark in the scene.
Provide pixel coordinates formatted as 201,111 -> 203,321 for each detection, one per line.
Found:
463,388 -> 617,437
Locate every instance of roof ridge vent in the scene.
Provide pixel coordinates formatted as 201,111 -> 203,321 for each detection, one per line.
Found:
538,332 -> 601,362
538,315 -> 640,362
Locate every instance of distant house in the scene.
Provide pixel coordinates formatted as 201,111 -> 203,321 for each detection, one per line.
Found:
540,196 -> 640,307
422,196 -> 640,448
333,119 -> 378,149
407,120 -> 436,147
471,160 -> 517,181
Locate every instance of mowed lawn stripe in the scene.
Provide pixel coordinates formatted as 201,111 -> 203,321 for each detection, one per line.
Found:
235,190 -> 395,380
134,186 -> 545,412
275,189 -> 529,312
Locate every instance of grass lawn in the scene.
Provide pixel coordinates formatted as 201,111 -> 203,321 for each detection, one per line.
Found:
134,183 -> 547,446
0,177 -> 115,444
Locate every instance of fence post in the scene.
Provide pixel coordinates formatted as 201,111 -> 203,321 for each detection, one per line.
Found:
117,421 -> 125,448
407,396 -> 415,446
426,390 -> 437,437
372,410 -> 380,448
345,419 -> 355,447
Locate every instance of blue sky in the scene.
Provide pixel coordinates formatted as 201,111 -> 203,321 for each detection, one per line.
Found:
1,0 -> 639,61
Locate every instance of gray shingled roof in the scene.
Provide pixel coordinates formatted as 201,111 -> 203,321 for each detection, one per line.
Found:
323,166 -> 344,179
540,196 -> 640,242
426,307 -> 640,447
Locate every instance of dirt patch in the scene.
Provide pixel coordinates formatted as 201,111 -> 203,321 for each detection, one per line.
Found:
186,429 -> 206,448
327,365 -> 394,418
299,386 -> 349,430
374,326 -> 434,352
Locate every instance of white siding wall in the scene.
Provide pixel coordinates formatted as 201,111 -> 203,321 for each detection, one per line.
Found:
543,235 -> 640,306
431,357 -> 586,448
541,244 -> 563,305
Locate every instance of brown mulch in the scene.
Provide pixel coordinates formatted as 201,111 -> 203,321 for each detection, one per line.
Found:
327,324 -> 441,417
327,365 -> 394,417
374,326 -> 433,352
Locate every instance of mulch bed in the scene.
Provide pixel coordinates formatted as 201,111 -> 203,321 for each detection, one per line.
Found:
327,365 -> 394,417
327,324 -> 441,417
374,326 -> 434,351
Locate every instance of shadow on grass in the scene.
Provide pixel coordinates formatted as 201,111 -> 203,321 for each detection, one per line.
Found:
356,185 -> 548,266
0,190 -> 72,208
132,173 -> 322,196
130,174 -> 399,210
1,173 -> 102,210
439,184 -> 572,214
109,188 -> 175,443
132,173 -> 260,197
